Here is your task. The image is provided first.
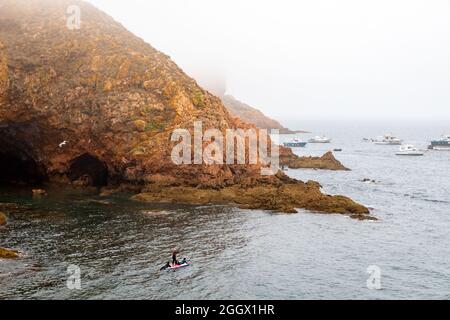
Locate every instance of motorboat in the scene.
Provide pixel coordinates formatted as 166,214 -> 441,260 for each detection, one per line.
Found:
308,135 -> 332,143
395,145 -> 425,156
283,137 -> 307,148
428,134 -> 450,150
373,134 -> 402,145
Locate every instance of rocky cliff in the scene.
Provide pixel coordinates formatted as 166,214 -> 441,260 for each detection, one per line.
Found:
0,0 -> 372,220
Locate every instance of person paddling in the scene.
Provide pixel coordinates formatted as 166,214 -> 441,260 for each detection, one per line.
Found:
171,248 -> 179,266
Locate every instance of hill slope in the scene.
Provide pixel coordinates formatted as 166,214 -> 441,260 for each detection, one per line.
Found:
220,95 -> 305,134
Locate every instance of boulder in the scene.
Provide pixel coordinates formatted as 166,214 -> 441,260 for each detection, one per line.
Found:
0,211 -> 6,225
0,247 -> 18,259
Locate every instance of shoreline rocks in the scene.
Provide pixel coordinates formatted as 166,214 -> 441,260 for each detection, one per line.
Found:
132,172 -> 374,220
280,148 -> 350,171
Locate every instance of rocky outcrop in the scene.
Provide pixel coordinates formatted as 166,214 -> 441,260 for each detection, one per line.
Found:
133,172 -> 373,220
221,94 -> 306,134
0,247 -> 18,259
280,148 -> 350,171
0,0 -> 372,219
0,211 -> 6,225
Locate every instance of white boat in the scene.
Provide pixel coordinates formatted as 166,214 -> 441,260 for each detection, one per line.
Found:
308,135 -> 332,143
396,145 -> 425,156
283,137 -> 307,148
428,134 -> 450,150
373,134 -> 402,145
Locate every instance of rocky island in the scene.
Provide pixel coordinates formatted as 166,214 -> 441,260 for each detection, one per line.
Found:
280,148 -> 350,171
0,0 -> 373,223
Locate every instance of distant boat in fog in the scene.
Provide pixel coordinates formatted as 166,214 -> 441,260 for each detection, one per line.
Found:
283,137 -> 307,148
396,145 -> 425,156
373,134 -> 402,145
308,135 -> 332,143
428,134 -> 450,150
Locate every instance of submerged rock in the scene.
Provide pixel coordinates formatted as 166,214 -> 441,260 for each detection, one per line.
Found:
280,148 -> 350,171
0,247 -> 19,259
32,189 -> 47,198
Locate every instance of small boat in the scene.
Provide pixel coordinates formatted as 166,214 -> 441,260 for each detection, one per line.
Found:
165,262 -> 191,271
160,258 -> 191,271
396,145 -> 425,156
428,134 -> 450,150
333,148 -> 343,152
373,134 -> 402,145
283,137 -> 307,148
308,135 -> 332,143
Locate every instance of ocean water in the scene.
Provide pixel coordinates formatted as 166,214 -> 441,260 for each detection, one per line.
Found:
1,122 -> 450,300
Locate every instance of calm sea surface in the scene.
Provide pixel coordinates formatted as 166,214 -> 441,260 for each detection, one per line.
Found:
1,122 -> 450,299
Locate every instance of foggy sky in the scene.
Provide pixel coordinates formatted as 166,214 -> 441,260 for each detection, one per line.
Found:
87,0 -> 450,125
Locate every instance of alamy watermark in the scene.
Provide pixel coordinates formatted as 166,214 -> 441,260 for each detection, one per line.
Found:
171,122 -> 279,175
366,265 -> 382,290
67,264 -> 82,290
66,5 -> 81,30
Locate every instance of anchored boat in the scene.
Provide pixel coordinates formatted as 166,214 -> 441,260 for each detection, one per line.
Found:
428,134 -> 450,150
373,134 -> 402,145
396,145 -> 425,156
308,135 -> 332,143
283,137 -> 307,148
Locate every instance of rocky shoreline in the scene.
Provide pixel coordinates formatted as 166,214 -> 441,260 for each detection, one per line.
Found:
132,172 -> 373,220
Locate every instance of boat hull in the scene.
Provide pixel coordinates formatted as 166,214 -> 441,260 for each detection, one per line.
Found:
428,144 -> 450,151
284,142 -> 307,148
374,142 -> 402,145
309,140 -> 331,144
396,152 -> 424,156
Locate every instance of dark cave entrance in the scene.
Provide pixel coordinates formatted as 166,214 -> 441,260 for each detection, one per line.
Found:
0,151 -> 47,185
68,153 -> 108,187
0,145 -> 48,186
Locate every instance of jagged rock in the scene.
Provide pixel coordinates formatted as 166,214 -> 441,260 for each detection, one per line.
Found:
132,175 -> 372,220
280,148 -> 350,171
0,211 -> 7,225
0,0 -> 372,219
0,247 -> 18,259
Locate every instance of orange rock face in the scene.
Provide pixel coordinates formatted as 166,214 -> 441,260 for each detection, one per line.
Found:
0,0 -> 239,186
0,0 -> 373,219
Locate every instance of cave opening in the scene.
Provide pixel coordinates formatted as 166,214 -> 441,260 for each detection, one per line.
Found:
68,153 -> 108,187
0,146 -> 47,186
